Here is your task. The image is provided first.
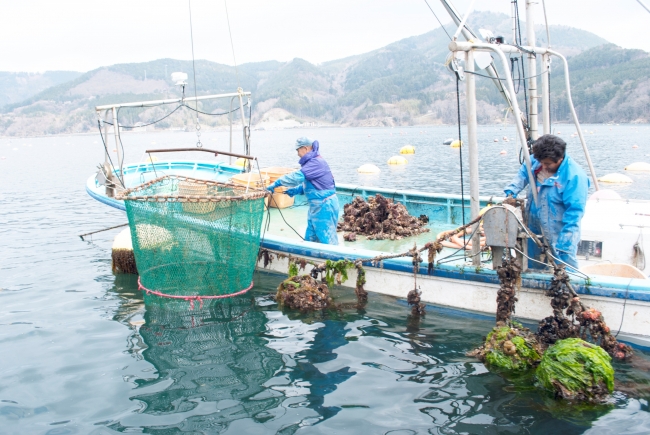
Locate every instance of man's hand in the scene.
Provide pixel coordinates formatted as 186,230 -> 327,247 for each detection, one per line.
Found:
285,187 -> 301,197
266,182 -> 279,193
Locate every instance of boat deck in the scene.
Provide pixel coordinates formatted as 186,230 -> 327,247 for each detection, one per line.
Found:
263,201 -> 471,263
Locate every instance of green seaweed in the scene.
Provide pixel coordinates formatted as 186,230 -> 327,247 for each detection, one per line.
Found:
324,260 -> 355,287
288,261 -> 299,278
483,326 -> 542,371
536,338 -> 614,401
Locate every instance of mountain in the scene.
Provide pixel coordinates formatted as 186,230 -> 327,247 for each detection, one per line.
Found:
0,12 -> 630,136
0,71 -> 82,107
550,44 -> 650,123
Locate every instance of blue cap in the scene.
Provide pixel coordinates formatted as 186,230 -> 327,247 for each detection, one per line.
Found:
295,137 -> 313,150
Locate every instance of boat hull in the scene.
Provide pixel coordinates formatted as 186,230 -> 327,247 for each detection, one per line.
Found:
86,161 -> 650,346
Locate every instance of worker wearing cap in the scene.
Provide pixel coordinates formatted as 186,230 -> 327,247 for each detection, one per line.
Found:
503,134 -> 590,270
267,137 -> 340,245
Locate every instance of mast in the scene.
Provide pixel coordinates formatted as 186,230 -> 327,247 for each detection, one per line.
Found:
525,0 -> 539,140
465,50 -> 481,266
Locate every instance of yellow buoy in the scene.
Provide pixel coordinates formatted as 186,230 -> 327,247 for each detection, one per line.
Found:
479,204 -> 492,216
400,145 -> 415,154
387,155 -> 408,165
357,164 -> 381,173
598,173 -> 633,184
144,155 -> 158,163
450,140 -> 463,148
234,158 -> 246,167
625,162 -> 650,172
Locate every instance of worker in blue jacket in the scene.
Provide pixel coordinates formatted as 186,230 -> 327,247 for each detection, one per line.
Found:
267,137 -> 340,245
504,134 -> 589,270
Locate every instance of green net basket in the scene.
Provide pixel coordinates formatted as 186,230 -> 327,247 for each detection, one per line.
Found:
116,175 -> 267,297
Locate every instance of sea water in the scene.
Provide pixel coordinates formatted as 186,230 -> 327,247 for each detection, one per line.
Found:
1,125 -> 650,434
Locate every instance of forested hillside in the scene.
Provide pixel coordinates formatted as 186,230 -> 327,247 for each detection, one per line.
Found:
0,12 -> 639,137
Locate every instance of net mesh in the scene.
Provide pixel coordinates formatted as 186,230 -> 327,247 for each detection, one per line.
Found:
117,175 -> 267,297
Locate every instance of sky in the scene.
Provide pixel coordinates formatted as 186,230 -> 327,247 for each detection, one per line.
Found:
1,0 -> 649,73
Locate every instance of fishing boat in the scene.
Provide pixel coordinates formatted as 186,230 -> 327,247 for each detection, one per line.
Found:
86,1 -> 650,347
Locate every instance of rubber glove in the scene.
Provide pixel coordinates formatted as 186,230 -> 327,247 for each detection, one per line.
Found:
285,186 -> 301,197
266,181 -> 279,193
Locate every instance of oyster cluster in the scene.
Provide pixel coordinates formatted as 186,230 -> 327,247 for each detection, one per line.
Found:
276,275 -> 331,310
337,194 -> 430,241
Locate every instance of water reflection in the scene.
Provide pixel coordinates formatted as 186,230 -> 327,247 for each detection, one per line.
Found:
104,274 -> 650,434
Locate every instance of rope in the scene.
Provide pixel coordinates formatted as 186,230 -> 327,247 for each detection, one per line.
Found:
423,0 -> 452,40
138,276 -> 253,309
97,120 -> 126,188
224,0 -> 241,89
188,0 -> 202,148
111,102 -> 248,130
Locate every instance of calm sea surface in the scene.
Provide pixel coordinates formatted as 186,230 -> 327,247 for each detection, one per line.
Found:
2,125 -> 650,434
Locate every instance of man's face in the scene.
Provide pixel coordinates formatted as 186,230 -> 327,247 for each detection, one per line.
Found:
297,146 -> 309,158
539,157 -> 563,174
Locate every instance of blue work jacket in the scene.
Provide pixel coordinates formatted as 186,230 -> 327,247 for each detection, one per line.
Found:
504,154 -> 590,268
276,170 -> 340,245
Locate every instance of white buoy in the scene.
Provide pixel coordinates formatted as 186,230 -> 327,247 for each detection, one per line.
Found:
494,138 -> 499,142
589,189 -> 622,200
499,150 -> 507,155
625,162 -> 650,171
598,173 -> 633,184
387,155 -> 408,165
632,144 -> 639,149
357,164 -> 381,173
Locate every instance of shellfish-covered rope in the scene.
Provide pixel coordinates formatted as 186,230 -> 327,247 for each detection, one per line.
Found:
137,277 -> 253,309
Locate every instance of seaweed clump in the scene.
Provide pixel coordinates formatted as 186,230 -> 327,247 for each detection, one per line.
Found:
470,324 -> 542,371
337,194 -> 430,241
536,337 -> 614,402
276,275 -> 331,310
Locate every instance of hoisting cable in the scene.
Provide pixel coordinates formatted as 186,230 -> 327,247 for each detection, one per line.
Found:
96,119 -> 126,188
111,102 -> 248,129
224,0 -> 241,89
423,0 -> 452,40
188,0 -> 203,148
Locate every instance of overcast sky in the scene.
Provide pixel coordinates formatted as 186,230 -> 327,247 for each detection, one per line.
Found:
1,0 -> 648,73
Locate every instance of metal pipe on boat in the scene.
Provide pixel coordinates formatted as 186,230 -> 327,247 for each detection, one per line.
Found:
546,49 -> 600,191
438,0 -> 514,111
449,40 -> 539,206
541,53 -> 551,135
111,107 -> 123,186
102,110 -> 115,191
525,0 -> 539,141
465,50 -> 481,266
94,91 -> 252,111
236,88 -> 249,170
229,96 -> 236,165
451,0 -> 476,41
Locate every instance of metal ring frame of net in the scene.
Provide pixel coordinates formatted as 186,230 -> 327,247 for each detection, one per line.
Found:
116,175 -> 267,299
